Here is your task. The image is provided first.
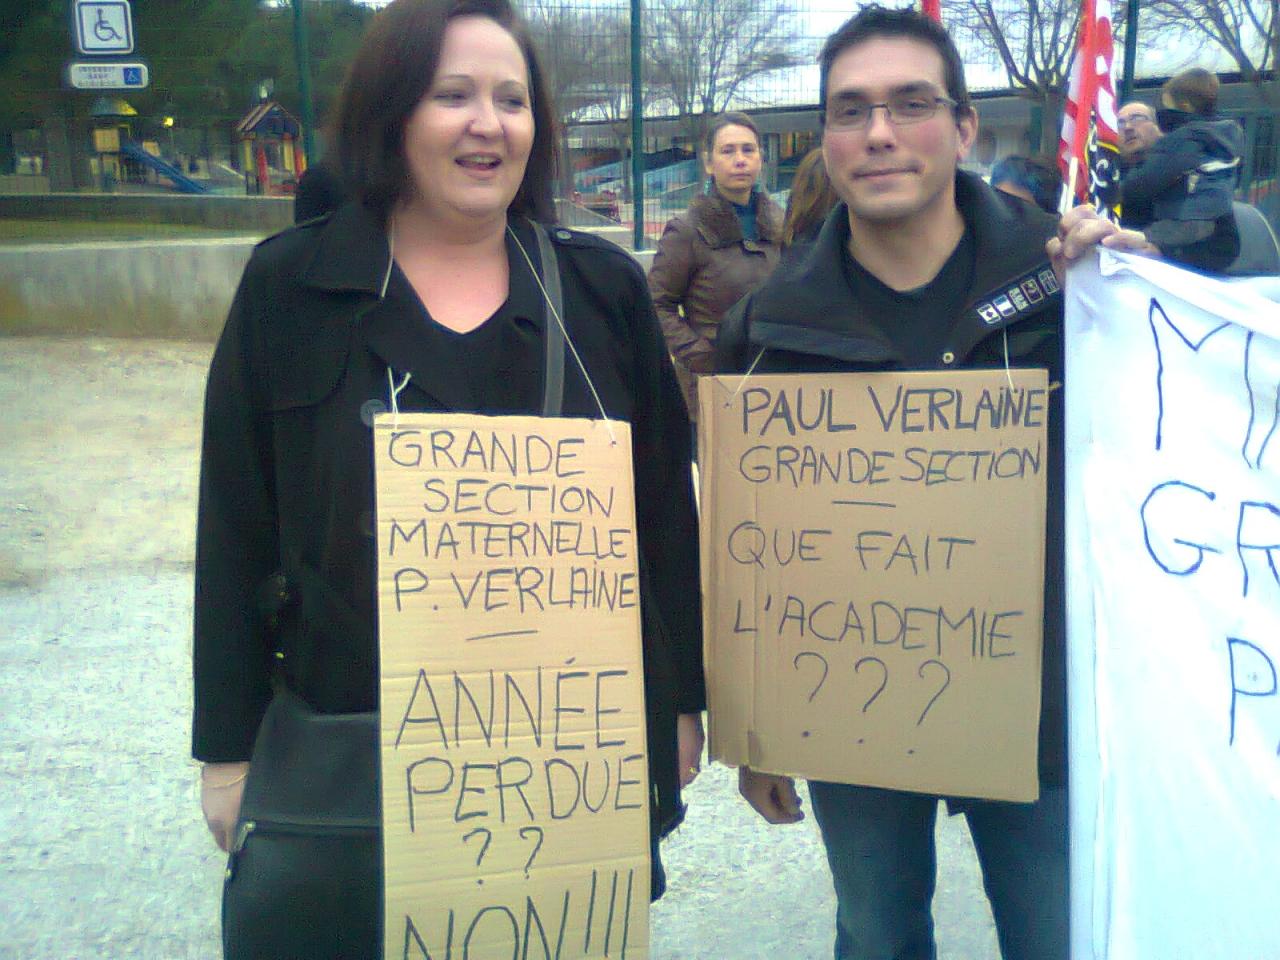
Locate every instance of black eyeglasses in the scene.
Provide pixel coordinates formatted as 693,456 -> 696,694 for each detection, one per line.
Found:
1117,114 -> 1156,130
825,94 -> 959,131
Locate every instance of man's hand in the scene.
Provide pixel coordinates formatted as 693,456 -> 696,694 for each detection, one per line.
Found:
200,761 -> 250,852
677,712 -> 705,788
738,766 -> 804,824
1047,205 -> 1160,283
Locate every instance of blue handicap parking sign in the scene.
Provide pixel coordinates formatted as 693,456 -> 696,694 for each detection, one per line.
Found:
123,66 -> 142,86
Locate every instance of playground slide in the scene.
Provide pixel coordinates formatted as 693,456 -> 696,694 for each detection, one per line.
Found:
121,141 -> 209,194
577,158 -> 698,194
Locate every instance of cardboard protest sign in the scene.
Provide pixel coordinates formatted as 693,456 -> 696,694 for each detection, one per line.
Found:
1065,252 -> 1280,959
699,370 -> 1048,801
374,414 -> 649,960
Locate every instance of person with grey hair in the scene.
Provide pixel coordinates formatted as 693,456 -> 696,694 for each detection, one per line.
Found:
1122,68 -> 1243,272
1118,100 -> 1163,228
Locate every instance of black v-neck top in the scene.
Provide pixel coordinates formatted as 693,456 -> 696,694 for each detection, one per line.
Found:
383,222 -> 546,414
840,227 -> 976,367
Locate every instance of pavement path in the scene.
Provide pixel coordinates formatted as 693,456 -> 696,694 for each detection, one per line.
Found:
0,336 -> 999,959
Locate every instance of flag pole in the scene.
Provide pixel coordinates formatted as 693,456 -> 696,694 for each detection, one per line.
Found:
1070,0 -> 1099,190
1058,0 -> 1121,218
1061,157 -> 1079,215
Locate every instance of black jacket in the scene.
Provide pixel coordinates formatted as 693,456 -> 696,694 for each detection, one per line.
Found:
1120,151 -> 1155,229
193,200 -> 705,836
1124,112 -> 1243,223
718,172 -> 1067,787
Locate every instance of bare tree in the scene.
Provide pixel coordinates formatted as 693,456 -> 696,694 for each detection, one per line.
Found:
572,29 -> 655,204
525,0 -> 804,203
1143,0 -> 1277,101
645,0 -> 806,147
523,0 -> 631,195
953,0 -> 1084,151
524,1 -> 626,122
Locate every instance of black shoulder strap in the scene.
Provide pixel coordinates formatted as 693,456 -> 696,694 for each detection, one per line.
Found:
531,222 -> 566,417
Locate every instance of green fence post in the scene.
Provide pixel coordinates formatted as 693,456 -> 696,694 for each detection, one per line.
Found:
1120,0 -> 1139,104
630,0 -> 645,250
292,0 -> 317,164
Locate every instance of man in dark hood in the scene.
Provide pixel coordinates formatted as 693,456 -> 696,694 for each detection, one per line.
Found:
1122,68 -> 1243,272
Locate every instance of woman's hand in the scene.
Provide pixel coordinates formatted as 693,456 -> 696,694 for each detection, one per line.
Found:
677,712 -> 705,788
200,761 -> 250,852
1047,205 -> 1161,283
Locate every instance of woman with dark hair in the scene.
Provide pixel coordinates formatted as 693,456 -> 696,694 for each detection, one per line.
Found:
647,112 -> 783,423
194,1 -> 704,955
781,147 -> 838,248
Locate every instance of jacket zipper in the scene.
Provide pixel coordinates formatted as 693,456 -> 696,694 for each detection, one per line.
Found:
224,817 -> 377,882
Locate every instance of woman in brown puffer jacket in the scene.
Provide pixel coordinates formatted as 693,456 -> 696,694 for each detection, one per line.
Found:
648,112 -> 783,424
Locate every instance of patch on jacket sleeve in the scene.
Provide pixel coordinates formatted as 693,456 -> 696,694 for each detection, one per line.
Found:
972,266 -> 1061,326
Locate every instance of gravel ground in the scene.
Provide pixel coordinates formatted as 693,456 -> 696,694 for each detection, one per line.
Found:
0,336 -> 998,959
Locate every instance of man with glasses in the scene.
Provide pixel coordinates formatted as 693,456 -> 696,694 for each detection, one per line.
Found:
1118,101 -> 1162,162
1117,101 -> 1163,227
718,6 -> 1091,958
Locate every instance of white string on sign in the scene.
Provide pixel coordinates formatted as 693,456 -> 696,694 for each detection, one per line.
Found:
386,367 -> 412,432
723,346 -> 769,407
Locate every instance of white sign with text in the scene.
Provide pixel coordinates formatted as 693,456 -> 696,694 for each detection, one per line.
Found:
1065,251 -> 1280,958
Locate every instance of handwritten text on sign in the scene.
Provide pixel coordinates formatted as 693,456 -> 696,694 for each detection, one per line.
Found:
699,371 -> 1048,801
1064,254 -> 1280,957
375,415 -> 649,960
1140,297 -> 1280,744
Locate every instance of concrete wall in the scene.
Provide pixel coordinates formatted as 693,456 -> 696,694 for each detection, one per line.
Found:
0,234 -> 652,341
0,193 -> 294,232
0,239 -> 255,340
0,176 -> 51,195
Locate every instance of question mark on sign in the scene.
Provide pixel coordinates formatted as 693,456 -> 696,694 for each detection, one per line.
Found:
793,651 -> 829,702
854,657 -> 888,714
463,827 -> 492,885
916,659 -> 952,726
519,826 -> 545,878
793,651 -> 829,738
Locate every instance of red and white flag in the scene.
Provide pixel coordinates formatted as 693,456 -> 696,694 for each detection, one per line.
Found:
1057,0 -> 1121,218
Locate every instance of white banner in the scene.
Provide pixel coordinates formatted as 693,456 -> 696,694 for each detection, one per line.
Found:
1066,252 -> 1280,959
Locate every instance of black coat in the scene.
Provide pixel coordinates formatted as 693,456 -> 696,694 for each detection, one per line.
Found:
718,172 -> 1067,787
1125,112 -> 1243,223
193,201 -> 705,837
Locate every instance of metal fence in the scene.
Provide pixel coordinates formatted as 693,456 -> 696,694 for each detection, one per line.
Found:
5,0 -> 1275,234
